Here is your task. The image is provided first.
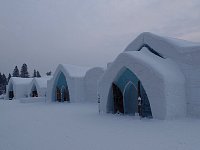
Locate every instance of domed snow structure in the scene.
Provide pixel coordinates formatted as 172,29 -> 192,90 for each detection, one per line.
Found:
47,64 -> 104,103
28,76 -> 52,98
98,32 -> 200,119
6,77 -> 33,100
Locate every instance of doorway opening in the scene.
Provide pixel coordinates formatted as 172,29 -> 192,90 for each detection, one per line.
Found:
109,67 -> 152,118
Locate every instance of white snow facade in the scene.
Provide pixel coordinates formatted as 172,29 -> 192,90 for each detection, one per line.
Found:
28,76 -> 52,97
6,77 -> 33,100
98,32 -> 200,119
84,67 -> 105,102
47,64 -> 104,103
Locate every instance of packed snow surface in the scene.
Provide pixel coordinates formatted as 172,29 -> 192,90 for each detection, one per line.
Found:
0,99 -> 200,150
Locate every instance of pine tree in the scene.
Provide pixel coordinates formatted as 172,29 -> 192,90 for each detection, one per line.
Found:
0,73 -> 2,85
36,71 -> 41,77
12,66 -> 20,77
20,63 -> 29,78
2,74 -> 7,93
46,71 -> 51,76
2,74 -> 7,85
33,69 -> 37,78
8,73 -> 11,83
0,73 -> 2,95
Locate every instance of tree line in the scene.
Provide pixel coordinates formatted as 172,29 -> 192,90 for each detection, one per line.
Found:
0,63 -> 51,95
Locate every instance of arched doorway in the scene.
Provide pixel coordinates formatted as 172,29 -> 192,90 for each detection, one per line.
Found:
31,85 -> 38,97
112,83 -> 124,114
56,87 -> 61,102
9,84 -> 14,100
61,86 -> 70,102
123,81 -> 138,115
109,67 -> 152,118
55,72 -> 70,102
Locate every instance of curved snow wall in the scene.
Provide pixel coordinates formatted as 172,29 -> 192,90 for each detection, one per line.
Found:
98,48 -> 186,119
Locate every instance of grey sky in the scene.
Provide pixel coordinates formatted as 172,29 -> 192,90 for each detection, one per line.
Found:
0,0 -> 200,76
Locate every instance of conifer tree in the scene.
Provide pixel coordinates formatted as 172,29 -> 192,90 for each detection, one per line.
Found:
36,71 -> 41,77
2,74 -> 7,85
8,73 -> 11,83
33,69 -> 37,78
0,73 -> 2,85
2,74 -> 7,93
20,63 -> 29,78
0,73 -> 2,95
12,66 -> 20,77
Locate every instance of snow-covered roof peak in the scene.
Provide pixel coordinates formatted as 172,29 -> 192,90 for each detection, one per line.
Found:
125,32 -> 200,55
33,76 -> 52,88
59,64 -> 91,77
10,77 -> 33,85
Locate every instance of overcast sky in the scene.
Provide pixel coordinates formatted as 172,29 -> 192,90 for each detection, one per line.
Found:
0,0 -> 200,76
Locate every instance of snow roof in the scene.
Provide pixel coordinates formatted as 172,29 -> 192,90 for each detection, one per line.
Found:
33,76 -> 52,88
125,32 -> 200,57
10,77 -> 33,85
59,64 -> 91,77
125,47 -> 183,82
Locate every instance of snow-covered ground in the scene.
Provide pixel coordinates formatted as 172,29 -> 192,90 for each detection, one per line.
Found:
0,99 -> 200,150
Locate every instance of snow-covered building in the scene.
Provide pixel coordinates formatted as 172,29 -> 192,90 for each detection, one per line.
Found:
84,67 -> 104,102
47,64 -> 104,103
98,32 -> 200,119
28,76 -> 52,98
6,77 -> 33,100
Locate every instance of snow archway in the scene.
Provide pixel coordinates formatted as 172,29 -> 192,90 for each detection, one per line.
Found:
8,83 -> 14,100
107,67 -> 152,117
53,72 -> 70,102
6,77 -> 33,100
123,81 -> 138,115
98,48 -> 186,119
47,64 -> 103,103
31,84 -> 38,97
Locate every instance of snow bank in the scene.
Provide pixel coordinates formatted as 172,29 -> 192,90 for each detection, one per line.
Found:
19,97 -> 46,103
0,94 -> 5,99
0,100 -> 200,150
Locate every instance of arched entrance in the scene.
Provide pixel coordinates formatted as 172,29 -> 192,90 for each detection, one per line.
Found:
56,87 -> 61,102
9,84 -> 14,100
123,81 -> 138,115
61,86 -> 69,102
55,72 -> 70,102
112,83 -> 124,114
109,67 -> 152,118
31,85 -> 38,97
